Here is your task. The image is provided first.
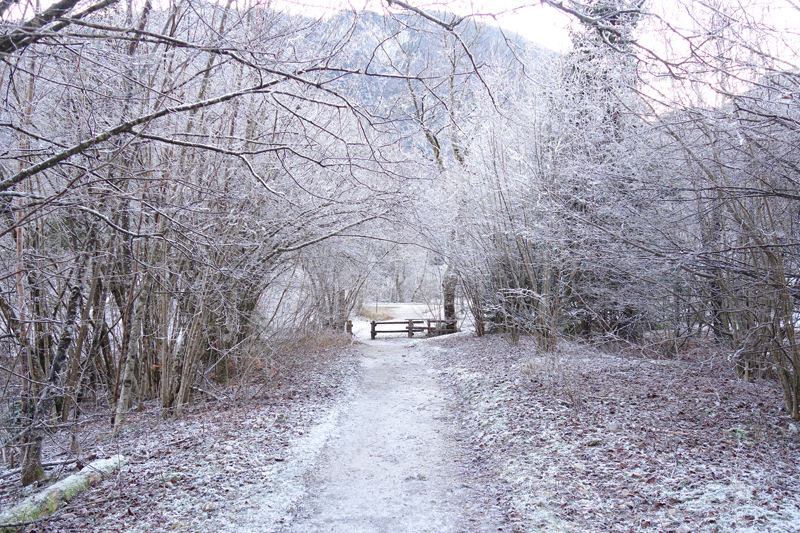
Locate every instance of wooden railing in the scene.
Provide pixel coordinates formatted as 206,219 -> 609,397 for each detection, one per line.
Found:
370,319 -> 457,340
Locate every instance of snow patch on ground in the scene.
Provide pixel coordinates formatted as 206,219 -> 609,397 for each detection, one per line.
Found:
275,337 -> 508,532
118,363 -> 361,533
224,370 -> 358,532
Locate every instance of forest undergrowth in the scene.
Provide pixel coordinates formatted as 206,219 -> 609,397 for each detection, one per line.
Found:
429,333 -> 800,533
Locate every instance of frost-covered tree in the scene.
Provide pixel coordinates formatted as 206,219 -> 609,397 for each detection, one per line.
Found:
0,0 -> 423,484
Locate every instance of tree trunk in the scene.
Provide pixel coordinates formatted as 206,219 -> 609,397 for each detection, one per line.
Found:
21,253 -> 86,485
113,278 -> 149,433
60,258 -> 103,424
443,265 -> 457,322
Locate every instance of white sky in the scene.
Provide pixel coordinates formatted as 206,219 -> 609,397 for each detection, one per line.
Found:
270,0 -> 575,51
271,0 -> 800,64
12,0 -> 800,63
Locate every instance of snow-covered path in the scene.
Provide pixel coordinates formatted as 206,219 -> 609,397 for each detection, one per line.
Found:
275,338 -> 502,532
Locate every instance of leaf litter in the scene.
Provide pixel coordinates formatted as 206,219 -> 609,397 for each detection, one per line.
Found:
425,333 -> 800,533
0,342 -> 360,533
2,332 -> 799,533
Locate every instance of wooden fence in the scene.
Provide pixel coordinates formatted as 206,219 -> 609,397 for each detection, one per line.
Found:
369,319 -> 457,340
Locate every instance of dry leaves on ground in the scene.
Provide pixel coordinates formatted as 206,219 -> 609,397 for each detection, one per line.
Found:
3,332 -> 799,533
428,333 -> 800,533
0,341 -> 359,533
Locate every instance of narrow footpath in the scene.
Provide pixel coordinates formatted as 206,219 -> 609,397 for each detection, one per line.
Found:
276,338 -> 505,533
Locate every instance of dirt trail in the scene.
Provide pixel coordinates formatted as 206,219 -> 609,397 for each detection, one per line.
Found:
275,338 -> 503,533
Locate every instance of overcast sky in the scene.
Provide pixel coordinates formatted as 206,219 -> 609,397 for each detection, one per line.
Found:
271,0 -> 800,65
271,0 -> 575,51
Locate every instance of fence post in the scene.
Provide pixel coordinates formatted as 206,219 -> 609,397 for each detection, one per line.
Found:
407,319 -> 414,338
371,320 -> 377,340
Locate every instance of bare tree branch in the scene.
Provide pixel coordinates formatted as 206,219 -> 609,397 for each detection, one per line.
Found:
0,0 -> 119,54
